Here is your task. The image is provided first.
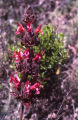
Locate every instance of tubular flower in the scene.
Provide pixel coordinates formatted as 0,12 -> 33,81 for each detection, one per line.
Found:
16,23 -> 25,35
34,24 -> 42,34
9,74 -> 21,88
40,29 -> 44,35
27,22 -> 32,32
12,49 -> 23,63
33,51 -> 44,62
25,80 -> 31,95
24,48 -> 29,59
30,82 -> 42,94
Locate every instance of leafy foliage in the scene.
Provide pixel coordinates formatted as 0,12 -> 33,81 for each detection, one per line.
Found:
33,24 -> 68,77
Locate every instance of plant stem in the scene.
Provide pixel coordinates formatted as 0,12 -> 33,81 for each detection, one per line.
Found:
19,103 -> 24,120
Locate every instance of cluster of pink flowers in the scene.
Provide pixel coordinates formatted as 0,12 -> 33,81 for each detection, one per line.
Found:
12,48 -> 29,63
12,48 -> 44,63
12,49 -> 23,63
9,6 -> 45,105
10,75 -> 42,95
9,74 -> 21,88
25,80 -> 42,95
16,21 -> 43,36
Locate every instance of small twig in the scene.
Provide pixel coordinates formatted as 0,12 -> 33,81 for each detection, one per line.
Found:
55,88 -> 72,120
72,99 -> 76,120
19,103 -> 24,120
56,112 -> 65,120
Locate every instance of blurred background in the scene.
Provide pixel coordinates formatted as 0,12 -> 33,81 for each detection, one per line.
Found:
0,0 -> 78,120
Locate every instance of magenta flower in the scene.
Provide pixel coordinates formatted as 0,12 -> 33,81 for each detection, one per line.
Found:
33,51 -> 44,62
9,74 -> 21,88
12,49 -> 23,63
30,82 -> 42,94
27,22 -> 32,32
25,80 -> 31,95
40,29 -> 44,35
16,23 -> 25,35
34,24 -> 42,34
24,48 -> 29,59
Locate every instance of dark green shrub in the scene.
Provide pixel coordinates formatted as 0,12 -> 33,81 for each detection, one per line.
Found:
33,24 -> 68,77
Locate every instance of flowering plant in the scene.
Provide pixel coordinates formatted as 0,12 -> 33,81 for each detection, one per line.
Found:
9,6 -> 67,120
9,7 -> 45,113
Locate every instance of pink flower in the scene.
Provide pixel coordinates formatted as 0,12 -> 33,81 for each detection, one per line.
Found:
40,29 -> 44,35
34,24 -> 42,34
16,23 -> 25,35
9,74 -> 21,88
30,82 -> 42,94
12,49 -> 23,63
25,80 -> 30,95
24,48 -> 29,59
27,22 -> 32,32
33,51 -> 44,62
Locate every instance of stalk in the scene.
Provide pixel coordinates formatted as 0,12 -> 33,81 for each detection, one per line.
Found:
19,103 -> 24,120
